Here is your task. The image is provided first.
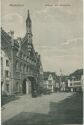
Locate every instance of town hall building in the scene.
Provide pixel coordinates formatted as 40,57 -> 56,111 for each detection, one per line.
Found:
1,10 -> 44,96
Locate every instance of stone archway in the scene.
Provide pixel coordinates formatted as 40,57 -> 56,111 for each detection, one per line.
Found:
22,77 -> 37,96
28,76 -> 37,96
22,78 -> 32,94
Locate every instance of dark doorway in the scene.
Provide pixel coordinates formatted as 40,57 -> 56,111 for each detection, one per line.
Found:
22,77 -> 37,96
22,79 -> 26,94
28,77 -> 37,97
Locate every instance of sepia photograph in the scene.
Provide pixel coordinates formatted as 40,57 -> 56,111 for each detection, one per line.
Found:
1,0 -> 83,125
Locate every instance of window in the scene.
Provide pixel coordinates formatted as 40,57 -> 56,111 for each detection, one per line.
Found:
20,53 -> 23,59
1,57 -> 3,65
26,66 -> 28,72
70,83 -> 72,86
15,61 -> 19,70
20,63 -> 23,72
16,82 -> 19,92
6,84 -> 9,92
21,64 -> 23,72
27,57 -> 29,62
23,65 -> 26,73
20,63 -> 21,71
25,55 -> 26,60
5,70 -> 9,77
6,60 -> 9,66
1,57 -> 3,76
24,55 -> 26,60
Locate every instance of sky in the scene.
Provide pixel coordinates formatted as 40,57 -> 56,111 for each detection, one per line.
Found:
1,0 -> 83,75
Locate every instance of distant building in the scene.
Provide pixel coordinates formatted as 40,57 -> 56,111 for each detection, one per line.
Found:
1,50 -> 11,95
68,76 -> 83,92
1,10 -> 43,96
60,82 -> 66,91
47,74 -> 55,92
43,72 -> 58,92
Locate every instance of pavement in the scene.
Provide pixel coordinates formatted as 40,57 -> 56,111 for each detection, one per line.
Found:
1,92 -> 83,125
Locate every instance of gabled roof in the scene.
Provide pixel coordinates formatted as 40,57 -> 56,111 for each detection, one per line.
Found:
1,28 -> 19,48
1,28 -> 11,43
43,72 -> 59,82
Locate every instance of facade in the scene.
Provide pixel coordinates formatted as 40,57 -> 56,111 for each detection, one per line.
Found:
1,10 -> 43,96
43,72 -> 57,92
68,76 -> 83,92
60,82 -> 66,91
47,74 -> 55,92
1,50 -> 11,95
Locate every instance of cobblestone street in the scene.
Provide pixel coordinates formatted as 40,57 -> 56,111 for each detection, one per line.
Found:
2,92 -> 83,125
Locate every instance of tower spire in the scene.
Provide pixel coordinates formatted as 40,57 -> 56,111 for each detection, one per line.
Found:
26,10 -> 32,43
27,9 -> 30,18
26,9 -> 32,33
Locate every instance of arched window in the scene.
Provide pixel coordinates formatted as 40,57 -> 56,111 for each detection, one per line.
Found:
21,64 -> 23,72
16,82 -> 19,92
27,56 -> 29,62
23,64 -> 26,73
20,53 -> 22,58
26,66 -> 28,72
6,84 -> 9,92
25,55 -> 27,61
20,63 -> 21,71
6,59 -> 9,66
24,65 -> 26,72
23,55 -> 27,61
20,63 -> 23,72
15,61 -> 19,70
20,52 -> 23,59
1,57 -> 3,66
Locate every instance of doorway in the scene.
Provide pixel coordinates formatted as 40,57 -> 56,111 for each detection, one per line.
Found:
22,79 -> 26,94
22,77 -> 37,95
22,78 -> 32,94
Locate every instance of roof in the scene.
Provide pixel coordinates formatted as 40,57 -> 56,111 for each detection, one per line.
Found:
1,28 -> 19,48
43,72 -> 59,82
1,28 -> 11,43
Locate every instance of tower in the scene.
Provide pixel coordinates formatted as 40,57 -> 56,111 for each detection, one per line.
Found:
26,10 -> 32,34
26,10 -> 32,44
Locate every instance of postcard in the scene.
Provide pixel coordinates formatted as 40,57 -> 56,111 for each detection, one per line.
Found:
1,0 -> 83,125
